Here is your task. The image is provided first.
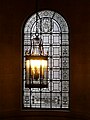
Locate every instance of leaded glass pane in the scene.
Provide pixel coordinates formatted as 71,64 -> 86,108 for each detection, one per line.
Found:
24,14 -> 36,33
23,10 -> 69,109
62,93 -> 69,108
53,58 -> 61,67
38,10 -> 54,18
62,69 -> 69,80
53,69 -> 60,79
53,13 -> 68,33
42,18 -> 51,33
41,93 -> 51,108
52,34 -> 61,45
24,88 -> 30,107
52,93 -> 61,108
52,47 -> 61,56
62,81 -> 69,92
52,81 -> 61,92
62,46 -> 69,56
52,19 -> 61,33
62,58 -> 69,68
41,34 -> 50,45
31,92 -> 41,108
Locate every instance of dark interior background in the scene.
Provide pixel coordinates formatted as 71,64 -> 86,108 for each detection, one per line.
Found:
0,0 -> 90,120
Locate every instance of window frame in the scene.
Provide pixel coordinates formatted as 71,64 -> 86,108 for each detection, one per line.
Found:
22,10 -> 70,110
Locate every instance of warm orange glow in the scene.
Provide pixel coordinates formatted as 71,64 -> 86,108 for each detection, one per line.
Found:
30,59 -> 47,75
26,59 -> 47,81
30,60 -> 47,68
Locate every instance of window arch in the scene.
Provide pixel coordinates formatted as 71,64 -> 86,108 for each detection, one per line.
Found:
22,10 -> 69,109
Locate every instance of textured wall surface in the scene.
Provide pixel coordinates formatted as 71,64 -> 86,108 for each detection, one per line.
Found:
0,0 -> 90,119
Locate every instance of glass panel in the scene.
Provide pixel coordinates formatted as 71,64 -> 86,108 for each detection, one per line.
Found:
62,57 -> 69,68
53,69 -> 61,80
24,14 -> 36,33
31,19 -> 40,33
52,34 -> 61,45
53,12 -> 68,33
62,69 -> 69,80
52,19 -> 61,33
52,81 -> 61,92
41,93 -> 50,108
38,10 -> 54,18
62,81 -> 69,92
62,93 -> 69,108
53,59 -> 59,67
52,93 -> 61,108
41,34 -> 50,45
62,34 -> 68,40
23,88 -> 30,107
52,46 -> 61,56
43,46 -> 50,55
31,92 -> 40,108
41,18 -> 51,33
62,46 -> 69,56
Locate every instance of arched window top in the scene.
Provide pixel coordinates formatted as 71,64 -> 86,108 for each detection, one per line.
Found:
24,10 -> 69,34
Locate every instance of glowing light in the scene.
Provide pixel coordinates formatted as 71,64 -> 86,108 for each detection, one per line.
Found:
30,59 -> 47,76
30,60 -> 47,68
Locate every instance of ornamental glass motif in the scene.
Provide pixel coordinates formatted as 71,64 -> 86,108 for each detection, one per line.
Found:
23,10 -> 69,109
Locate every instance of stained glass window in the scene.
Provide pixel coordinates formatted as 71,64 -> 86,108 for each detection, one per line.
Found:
22,10 -> 69,109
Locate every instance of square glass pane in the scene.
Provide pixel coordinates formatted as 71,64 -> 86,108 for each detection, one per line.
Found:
53,71 -> 59,79
62,69 -> 69,80
52,34 -> 61,45
62,57 -> 69,68
31,93 -> 40,108
52,93 -> 61,108
53,69 -> 61,79
52,47 -> 61,56
53,59 -> 59,67
52,81 -> 61,92
42,34 -> 50,45
62,34 -> 68,40
62,46 -> 69,56
41,93 -> 50,108
62,81 -> 69,92
62,93 -> 69,108
53,58 -> 61,68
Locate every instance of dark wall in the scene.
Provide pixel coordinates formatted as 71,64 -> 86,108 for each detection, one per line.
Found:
0,0 -> 90,120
